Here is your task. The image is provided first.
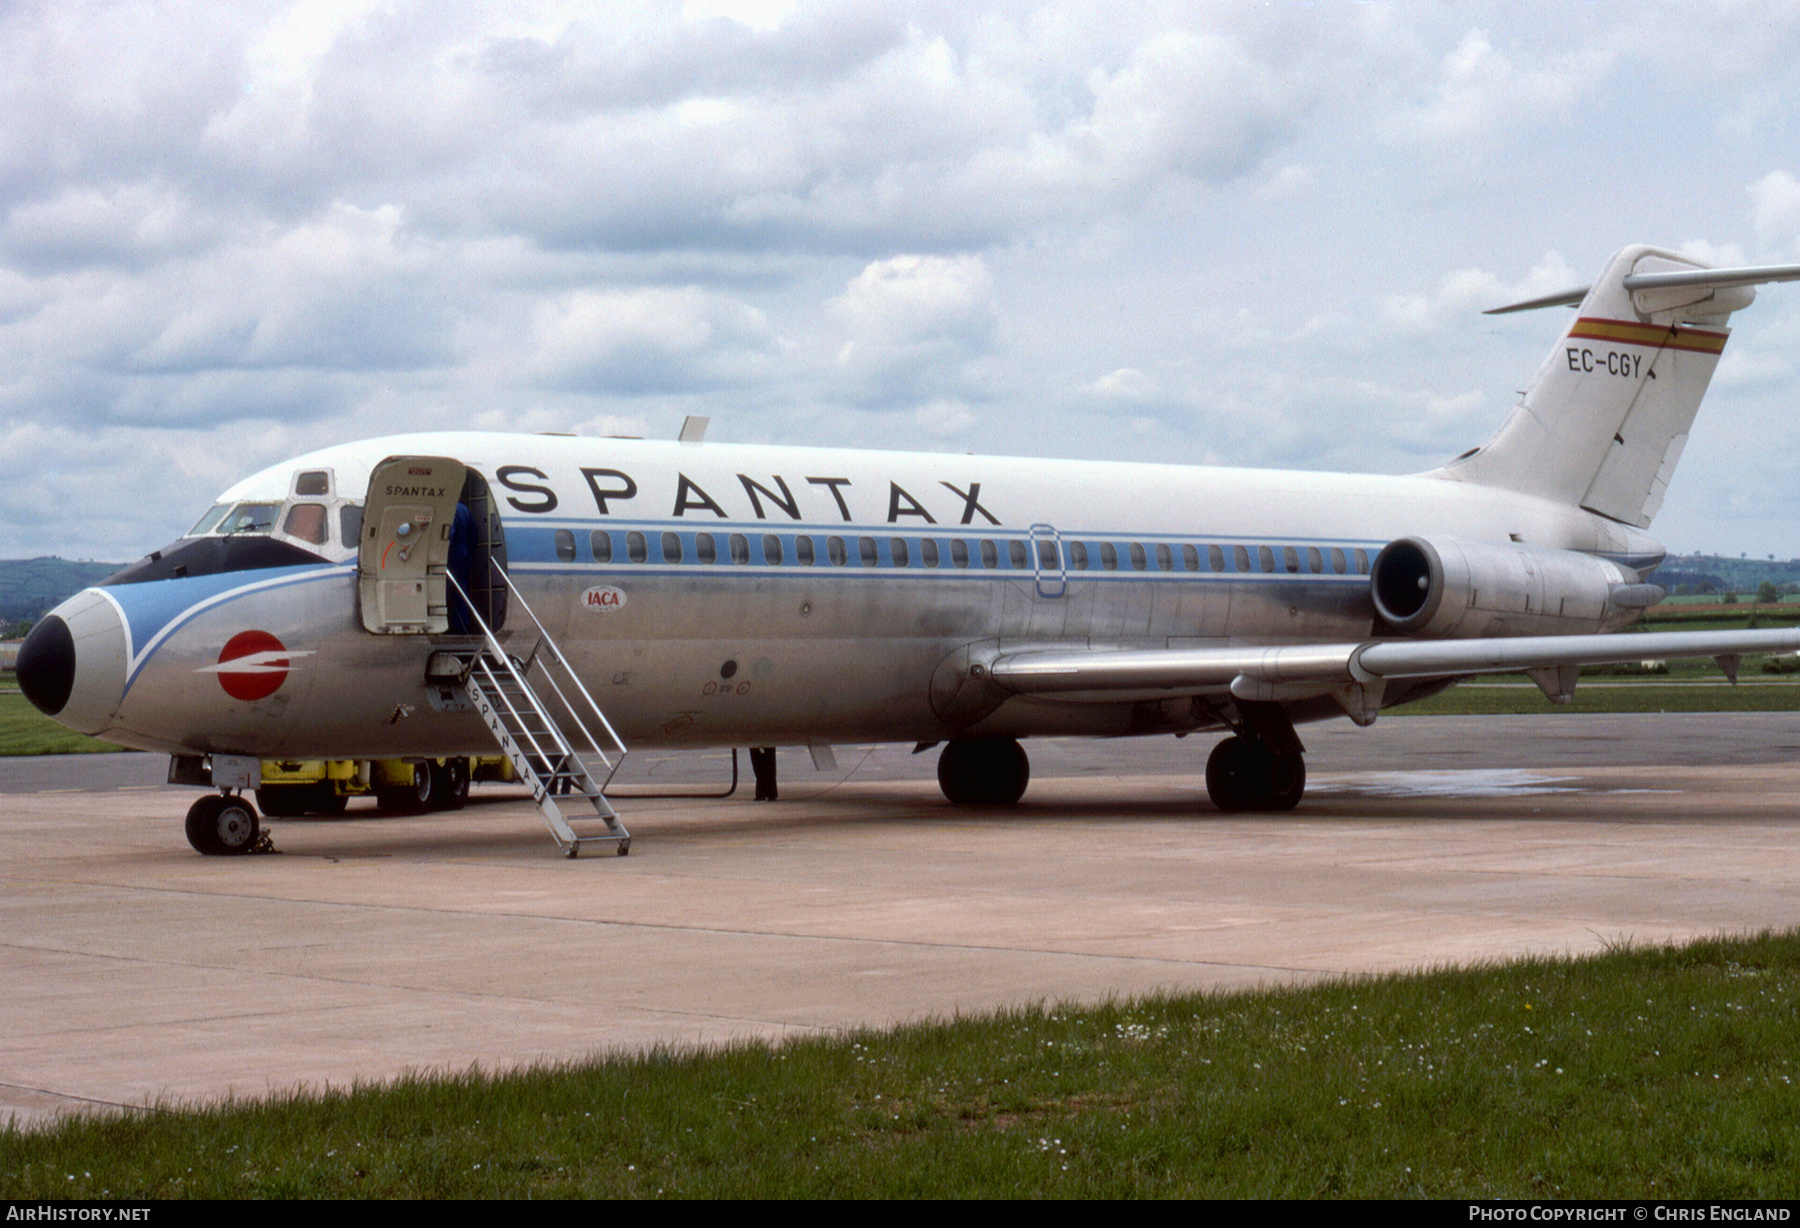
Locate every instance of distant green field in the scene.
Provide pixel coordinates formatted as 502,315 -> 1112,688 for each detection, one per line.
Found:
0,688 -> 124,754
1397,681 -> 1800,716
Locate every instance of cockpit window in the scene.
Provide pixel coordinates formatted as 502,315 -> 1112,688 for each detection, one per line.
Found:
220,503 -> 280,535
187,505 -> 230,536
283,503 -> 329,545
108,472 -> 363,587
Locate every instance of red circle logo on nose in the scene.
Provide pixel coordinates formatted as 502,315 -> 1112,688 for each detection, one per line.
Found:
215,631 -> 290,702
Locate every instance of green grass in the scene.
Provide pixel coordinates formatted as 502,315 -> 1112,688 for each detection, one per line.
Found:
9,932 -> 1800,1197
0,689 -> 123,754
1396,681 -> 1800,716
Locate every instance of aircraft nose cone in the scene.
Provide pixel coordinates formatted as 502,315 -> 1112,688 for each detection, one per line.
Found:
16,591 -> 128,735
16,615 -> 75,715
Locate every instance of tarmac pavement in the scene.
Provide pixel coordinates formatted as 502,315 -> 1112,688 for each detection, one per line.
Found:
4,714 -> 1799,1128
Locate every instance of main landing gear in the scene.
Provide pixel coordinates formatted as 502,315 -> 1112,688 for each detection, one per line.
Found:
185,792 -> 267,856
937,737 -> 1030,806
1205,736 -> 1305,812
1204,701 -> 1307,813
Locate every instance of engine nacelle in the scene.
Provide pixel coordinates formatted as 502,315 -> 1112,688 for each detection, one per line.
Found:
1370,535 -> 1658,639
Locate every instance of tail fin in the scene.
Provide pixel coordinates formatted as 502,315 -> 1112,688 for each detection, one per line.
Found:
1440,245 -> 1800,528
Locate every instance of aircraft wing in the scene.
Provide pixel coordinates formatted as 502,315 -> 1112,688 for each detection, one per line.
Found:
988,627 -> 1800,711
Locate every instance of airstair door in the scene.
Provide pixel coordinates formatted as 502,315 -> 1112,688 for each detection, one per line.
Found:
358,456 -> 467,634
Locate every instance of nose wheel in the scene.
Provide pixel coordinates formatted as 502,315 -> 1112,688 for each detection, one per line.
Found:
185,793 -> 269,856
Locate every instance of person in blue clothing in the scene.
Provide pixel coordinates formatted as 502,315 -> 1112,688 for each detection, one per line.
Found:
447,500 -> 478,634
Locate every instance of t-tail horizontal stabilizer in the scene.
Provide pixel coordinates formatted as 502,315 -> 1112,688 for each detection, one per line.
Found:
1442,248 -> 1800,529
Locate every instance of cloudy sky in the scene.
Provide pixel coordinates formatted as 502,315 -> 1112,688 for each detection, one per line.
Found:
7,0 -> 1800,563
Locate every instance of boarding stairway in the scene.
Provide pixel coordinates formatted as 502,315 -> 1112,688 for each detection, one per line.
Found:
444,569 -> 631,858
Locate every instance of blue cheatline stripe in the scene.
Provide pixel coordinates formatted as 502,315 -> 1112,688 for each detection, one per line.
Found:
505,522 -> 1385,581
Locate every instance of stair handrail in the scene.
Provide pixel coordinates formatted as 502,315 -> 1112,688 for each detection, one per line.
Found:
448,564 -> 629,786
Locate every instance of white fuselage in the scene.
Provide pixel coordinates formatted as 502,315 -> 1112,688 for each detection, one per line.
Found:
53,432 -> 1660,758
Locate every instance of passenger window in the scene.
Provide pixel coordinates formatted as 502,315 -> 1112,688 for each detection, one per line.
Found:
890,537 -> 909,566
1354,548 -> 1369,574
730,533 -> 750,564
1037,539 -> 1058,569
1156,543 -> 1174,572
1283,546 -> 1299,574
695,533 -> 717,564
1070,541 -> 1089,570
1182,544 -> 1199,572
796,535 -> 815,565
828,536 -> 847,566
590,530 -> 612,563
1100,542 -> 1118,571
1258,546 -> 1275,573
627,531 -> 647,563
762,534 -> 782,565
1207,544 -> 1224,572
921,539 -> 940,567
661,532 -> 683,564
1233,545 -> 1250,572
951,540 -> 970,568
1306,546 -> 1323,574
980,540 -> 998,568
555,530 -> 576,562
283,503 -> 328,545
1330,547 -> 1346,574
1008,540 -> 1028,569
858,536 -> 878,566
1128,542 -> 1147,571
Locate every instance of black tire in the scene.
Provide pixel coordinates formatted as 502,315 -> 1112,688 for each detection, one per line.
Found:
1264,749 -> 1306,812
1205,736 -> 1255,812
937,738 -> 1030,806
1205,737 -> 1305,813
430,758 -> 470,811
375,763 -> 433,814
185,794 -> 261,855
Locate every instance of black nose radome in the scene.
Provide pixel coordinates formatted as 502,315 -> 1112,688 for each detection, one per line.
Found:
16,615 -> 75,716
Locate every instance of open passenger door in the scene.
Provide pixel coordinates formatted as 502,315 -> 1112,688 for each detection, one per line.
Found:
358,456 -> 467,634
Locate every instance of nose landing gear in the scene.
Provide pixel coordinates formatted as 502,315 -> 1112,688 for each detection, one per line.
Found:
184,793 -> 270,856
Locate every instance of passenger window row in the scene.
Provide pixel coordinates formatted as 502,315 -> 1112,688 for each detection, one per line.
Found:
552,528 -> 1372,576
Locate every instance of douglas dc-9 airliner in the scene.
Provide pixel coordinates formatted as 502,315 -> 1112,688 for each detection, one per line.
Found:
19,245 -> 1800,857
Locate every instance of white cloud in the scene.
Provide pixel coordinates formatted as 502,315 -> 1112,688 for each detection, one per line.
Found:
1751,170 -> 1800,255
827,253 -> 997,403
528,285 -> 776,393
1392,28 -> 1607,148
1079,30 -> 1296,186
1382,252 -> 1580,333
7,5 -> 1800,560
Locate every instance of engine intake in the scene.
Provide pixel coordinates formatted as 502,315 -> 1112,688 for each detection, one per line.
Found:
1370,535 -> 1655,639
